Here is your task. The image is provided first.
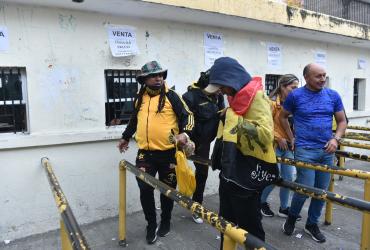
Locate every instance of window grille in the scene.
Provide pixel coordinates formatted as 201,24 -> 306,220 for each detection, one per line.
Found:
353,78 -> 360,111
104,69 -> 140,126
0,67 -> 27,133
265,74 -> 282,97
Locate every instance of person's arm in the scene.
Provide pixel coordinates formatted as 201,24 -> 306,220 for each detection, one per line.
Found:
168,90 -> 194,146
117,109 -> 138,153
279,108 -> 294,150
324,110 -> 347,153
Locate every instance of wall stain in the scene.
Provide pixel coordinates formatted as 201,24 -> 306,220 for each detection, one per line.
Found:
58,14 -> 77,31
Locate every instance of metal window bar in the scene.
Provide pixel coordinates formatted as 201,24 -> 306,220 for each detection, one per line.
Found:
104,69 -> 139,126
0,67 -> 27,133
265,74 -> 282,97
354,79 -> 359,111
303,0 -> 370,25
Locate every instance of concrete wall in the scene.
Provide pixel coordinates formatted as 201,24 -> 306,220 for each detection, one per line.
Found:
1,2 -> 370,241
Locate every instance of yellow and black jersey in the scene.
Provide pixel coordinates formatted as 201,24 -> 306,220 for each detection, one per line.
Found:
122,85 -> 194,151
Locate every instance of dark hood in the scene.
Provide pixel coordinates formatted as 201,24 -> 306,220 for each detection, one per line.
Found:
209,57 -> 252,92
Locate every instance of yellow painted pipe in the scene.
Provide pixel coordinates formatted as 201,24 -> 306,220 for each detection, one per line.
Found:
325,174 -> 335,225
361,179 -> 370,250
223,234 -> 237,250
348,125 -> 370,132
340,140 -> 370,150
118,162 -> 127,247
60,220 -> 73,250
344,132 -> 370,142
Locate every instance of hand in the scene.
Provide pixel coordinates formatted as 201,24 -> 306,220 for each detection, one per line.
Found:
175,133 -> 189,147
324,138 -> 338,153
117,139 -> 129,153
289,138 -> 295,151
276,138 -> 288,151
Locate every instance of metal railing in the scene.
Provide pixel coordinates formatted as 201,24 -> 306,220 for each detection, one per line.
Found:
41,157 -> 90,250
188,154 -> 370,250
118,160 -> 277,250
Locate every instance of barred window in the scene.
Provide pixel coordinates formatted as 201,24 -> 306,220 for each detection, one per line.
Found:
105,69 -> 140,126
265,74 -> 282,97
353,78 -> 366,111
0,67 -> 28,133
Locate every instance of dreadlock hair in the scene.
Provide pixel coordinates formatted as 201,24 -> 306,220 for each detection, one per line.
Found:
133,82 -> 167,115
269,74 -> 299,99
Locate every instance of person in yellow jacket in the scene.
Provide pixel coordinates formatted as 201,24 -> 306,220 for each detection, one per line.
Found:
117,61 -> 194,244
204,57 -> 279,245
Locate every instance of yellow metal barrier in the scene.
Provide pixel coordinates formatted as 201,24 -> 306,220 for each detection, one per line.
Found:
119,160 -> 276,250
118,163 -> 127,247
344,132 -> 370,141
348,125 -> 370,132
41,157 -> 90,250
340,140 -> 370,150
362,179 -> 370,250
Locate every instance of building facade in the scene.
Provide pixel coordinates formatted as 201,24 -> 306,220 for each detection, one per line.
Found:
1,0 -> 370,241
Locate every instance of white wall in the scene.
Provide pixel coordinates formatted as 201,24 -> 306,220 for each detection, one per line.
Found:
1,2 -> 370,241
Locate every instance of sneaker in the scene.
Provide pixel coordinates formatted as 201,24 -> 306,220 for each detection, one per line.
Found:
278,207 -> 302,221
282,215 -> 297,236
261,202 -> 275,217
157,221 -> 170,237
304,224 -> 326,243
146,224 -> 158,244
192,214 -> 204,224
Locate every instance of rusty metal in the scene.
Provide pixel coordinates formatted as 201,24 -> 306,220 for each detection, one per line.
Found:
340,140 -> 370,150
325,174 -> 335,225
348,125 -> 370,132
336,150 -> 370,163
120,160 -> 276,250
41,157 -> 90,250
344,132 -> 370,142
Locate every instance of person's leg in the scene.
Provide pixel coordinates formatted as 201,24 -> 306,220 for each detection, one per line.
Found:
306,151 -> 333,226
232,191 -> 265,241
158,162 -> 177,225
279,149 -> 295,209
261,184 -> 275,204
192,142 -> 210,204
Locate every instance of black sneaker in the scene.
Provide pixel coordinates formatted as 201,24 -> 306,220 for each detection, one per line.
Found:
304,224 -> 326,243
282,215 -> 297,236
261,202 -> 275,217
146,224 -> 158,244
157,221 -> 170,237
278,207 -> 302,221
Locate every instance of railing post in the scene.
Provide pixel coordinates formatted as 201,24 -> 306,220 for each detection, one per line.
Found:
222,234 -> 237,250
325,173 -> 334,225
338,144 -> 345,181
361,179 -> 370,250
60,220 -> 73,250
118,162 -> 127,247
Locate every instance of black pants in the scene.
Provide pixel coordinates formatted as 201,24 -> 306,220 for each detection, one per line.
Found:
192,142 -> 210,204
135,149 -> 177,226
219,177 -> 265,249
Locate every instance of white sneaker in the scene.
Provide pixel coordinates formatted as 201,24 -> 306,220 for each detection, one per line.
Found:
192,214 -> 204,224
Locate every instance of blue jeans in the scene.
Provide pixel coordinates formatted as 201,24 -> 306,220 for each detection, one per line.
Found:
289,147 -> 334,225
261,147 -> 295,209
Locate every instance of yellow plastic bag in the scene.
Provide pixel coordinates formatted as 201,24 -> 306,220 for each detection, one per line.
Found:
175,150 -> 196,197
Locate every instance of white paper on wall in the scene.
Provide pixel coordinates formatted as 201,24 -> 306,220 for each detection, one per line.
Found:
314,51 -> 326,67
267,43 -> 282,69
358,58 -> 367,69
0,26 -> 9,52
108,26 -> 139,57
204,32 -> 224,68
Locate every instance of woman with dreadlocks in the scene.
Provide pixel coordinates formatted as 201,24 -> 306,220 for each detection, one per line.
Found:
260,74 -> 300,219
117,61 -> 194,245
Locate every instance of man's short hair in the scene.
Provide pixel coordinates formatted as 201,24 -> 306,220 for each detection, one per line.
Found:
303,64 -> 311,77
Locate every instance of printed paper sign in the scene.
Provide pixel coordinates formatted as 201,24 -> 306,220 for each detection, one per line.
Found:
358,58 -> 367,69
314,51 -> 326,67
108,26 -> 139,57
204,32 -> 223,48
204,46 -> 224,69
0,26 -> 9,52
204,32 -> 224,68
267,43 -> 282,69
